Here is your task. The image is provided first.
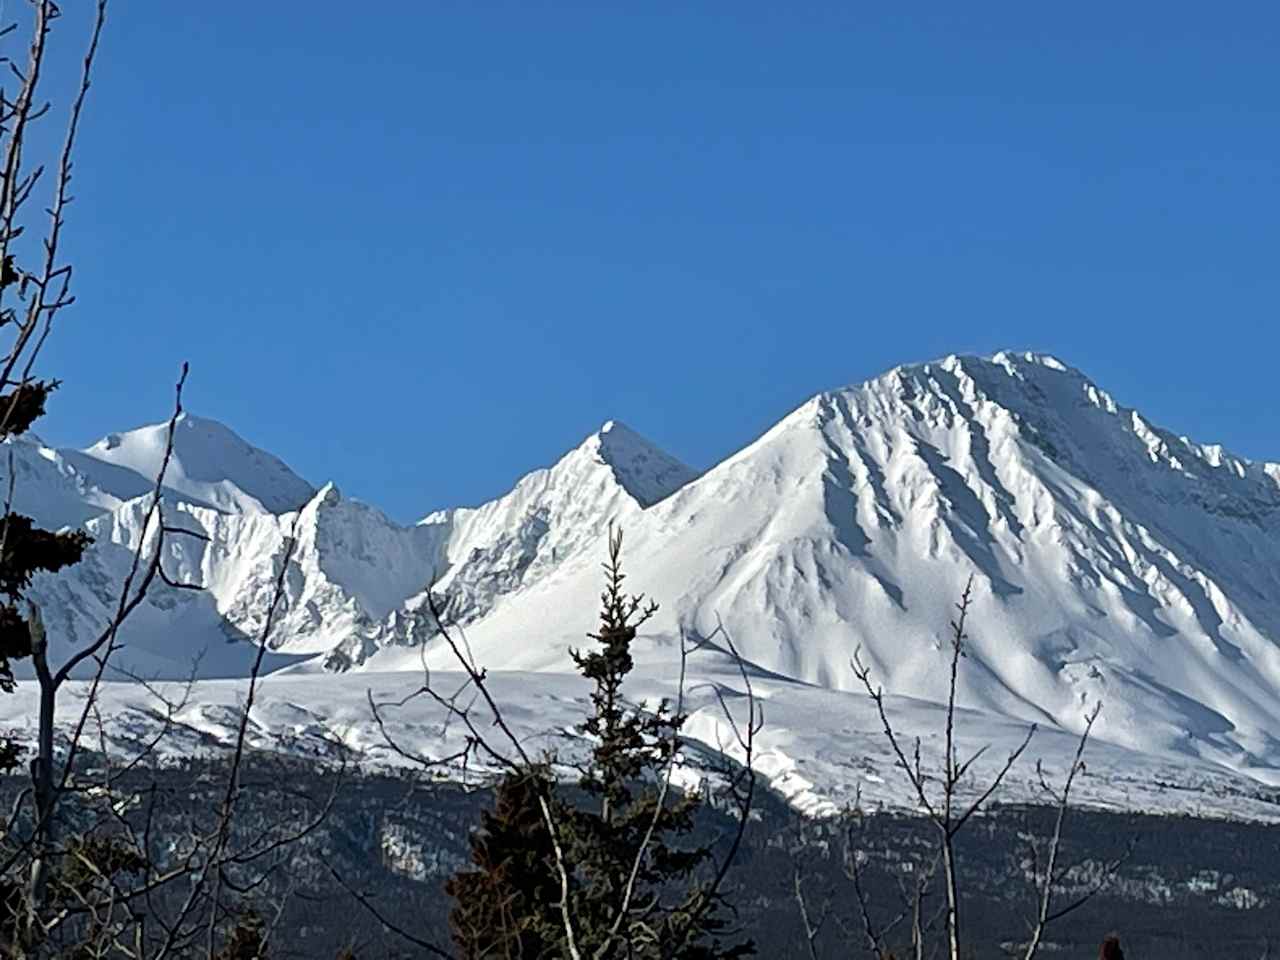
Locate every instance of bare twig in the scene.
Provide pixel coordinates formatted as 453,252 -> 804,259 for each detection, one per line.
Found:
852,577 -> 1035,960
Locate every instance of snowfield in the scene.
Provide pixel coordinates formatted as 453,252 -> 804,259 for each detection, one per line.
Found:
5,351 -> 1280,822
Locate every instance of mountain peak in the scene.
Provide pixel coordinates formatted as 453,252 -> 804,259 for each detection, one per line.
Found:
80,413 -> 314,514
583,419 -> 697,508
820,351 -> 1264,483
17,353 -> 1280,821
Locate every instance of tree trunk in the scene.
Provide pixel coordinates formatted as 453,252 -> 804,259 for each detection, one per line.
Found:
942,835 -> 960,960
28,606 -> 56,920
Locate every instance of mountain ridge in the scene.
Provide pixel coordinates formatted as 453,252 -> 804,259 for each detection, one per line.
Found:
391,351 -> 1280,786
9,351 -> 1280,820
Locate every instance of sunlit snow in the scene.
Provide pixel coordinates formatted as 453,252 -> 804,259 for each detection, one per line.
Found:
5,352 -> 1280,822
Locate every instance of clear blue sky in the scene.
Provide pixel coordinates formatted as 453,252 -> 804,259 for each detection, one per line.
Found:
34,3 -> 1280,521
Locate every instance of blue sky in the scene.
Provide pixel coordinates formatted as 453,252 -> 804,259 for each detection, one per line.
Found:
32,3 -> 1280,520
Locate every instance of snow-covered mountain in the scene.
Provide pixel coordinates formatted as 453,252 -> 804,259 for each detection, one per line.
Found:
322,420 -> 698,669
0,413 -> 316,529
12,415 -> 697,678
9,352 -> 1280,820
393,352 -> 1280,783
76,413 -> 316,514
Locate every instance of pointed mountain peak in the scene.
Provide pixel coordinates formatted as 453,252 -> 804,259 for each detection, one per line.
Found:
580,419 -> 698,508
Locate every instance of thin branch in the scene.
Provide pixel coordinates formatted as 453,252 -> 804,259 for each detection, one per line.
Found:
325,861 -> 452,958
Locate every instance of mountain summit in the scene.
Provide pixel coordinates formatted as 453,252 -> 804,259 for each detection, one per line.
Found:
590,420 -> 699,507
77,413 -> 315,514
20,417 -> 699,674
12,352 -> 1280,818
409,351 -> 1280,788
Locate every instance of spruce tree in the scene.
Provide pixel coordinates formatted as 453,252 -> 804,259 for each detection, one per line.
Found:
446,527 -> 752,960
0,377 -> 91,776
446,767 -> 563,959
0,252 -> 92,775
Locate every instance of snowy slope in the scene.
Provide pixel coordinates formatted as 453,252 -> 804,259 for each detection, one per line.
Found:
430,419 -> 696,599
10,353 -> 1280,821
366,352 -> 1280,800
322,420 -> 697,668
76,413 -> 315,514
18,418 -> 697,680
3,657 -> 1278,821
20,485 -> 443,678
0,413 -> 314,528
0,433 -> 134,529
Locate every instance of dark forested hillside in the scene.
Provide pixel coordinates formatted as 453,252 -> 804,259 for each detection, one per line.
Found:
8,754 -> 1271,958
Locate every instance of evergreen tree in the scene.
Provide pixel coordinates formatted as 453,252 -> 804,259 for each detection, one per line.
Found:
0,378 -> 90,727
446,767 -> 563,958
0,241 -> 92,777
215,910 -> 267,960
561,528 -> 750,960
446,527 -> 753,960
0,315 -> 91,952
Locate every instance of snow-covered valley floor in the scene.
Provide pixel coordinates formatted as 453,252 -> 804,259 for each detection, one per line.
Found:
4,652 -> 1279,824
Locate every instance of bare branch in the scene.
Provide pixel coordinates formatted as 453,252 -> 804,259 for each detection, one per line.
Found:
852,577 -> 1037,960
